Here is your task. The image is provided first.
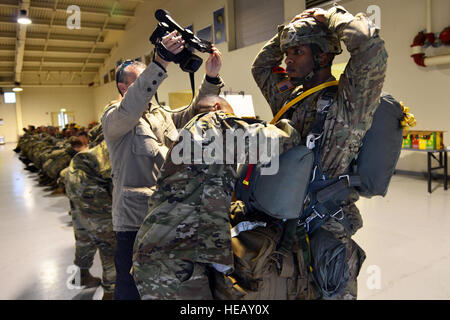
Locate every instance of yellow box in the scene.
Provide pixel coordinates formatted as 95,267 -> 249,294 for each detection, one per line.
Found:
419,138 -> 427,150
406,130 -> 445,150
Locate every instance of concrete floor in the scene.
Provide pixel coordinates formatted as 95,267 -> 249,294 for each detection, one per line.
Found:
0,142 -> 449,300
0,143 -> 103,300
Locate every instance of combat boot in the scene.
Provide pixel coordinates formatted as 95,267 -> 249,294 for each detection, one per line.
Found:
50,186 -> 65,195
72,269 -> 101,288
19,157 -> 31,165
25,165 -> 39,172
102,291 -> 114,300
39,175 -> 52,186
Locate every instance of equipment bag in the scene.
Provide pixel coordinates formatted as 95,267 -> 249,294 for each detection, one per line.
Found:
355,92 -> 404,198
235,145 -> 314,220
211,201 -> 318,300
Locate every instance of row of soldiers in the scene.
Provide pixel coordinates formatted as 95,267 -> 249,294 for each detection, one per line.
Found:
14,120 -> 116,300
15,123 -> 91,192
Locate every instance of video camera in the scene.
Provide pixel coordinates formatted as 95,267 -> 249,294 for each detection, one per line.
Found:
150,9 -> 213,73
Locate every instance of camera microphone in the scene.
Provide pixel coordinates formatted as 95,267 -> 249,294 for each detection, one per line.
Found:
155,9 -> 185,35
154,9 -> 167,21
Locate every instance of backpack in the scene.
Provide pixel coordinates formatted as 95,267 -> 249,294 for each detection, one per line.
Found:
235,91 -> 405,219
355,92 -> 404,198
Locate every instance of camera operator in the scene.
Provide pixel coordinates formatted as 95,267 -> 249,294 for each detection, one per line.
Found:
101,30 -> 224,300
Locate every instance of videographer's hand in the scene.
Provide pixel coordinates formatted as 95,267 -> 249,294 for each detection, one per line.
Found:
205,45 -> 222,78
154,30 -> 185,69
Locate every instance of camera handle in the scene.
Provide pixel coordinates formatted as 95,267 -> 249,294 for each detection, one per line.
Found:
152,48 -> 196,113
154,72 -> 195,113
154,40 -> 177,63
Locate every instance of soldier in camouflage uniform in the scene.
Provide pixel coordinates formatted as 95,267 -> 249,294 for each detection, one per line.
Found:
64,132 -> 116,299
42,136 -> 85,192
21,127 -> 58,172
87,123 -> 105,148
132,96 -> 301,300
251,5 -> 388,299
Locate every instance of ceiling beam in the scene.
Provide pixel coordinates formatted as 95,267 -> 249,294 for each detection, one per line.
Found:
0,56 -> 104,63
26,56 -> 104,64
0,0 -> 135,18
39,0 -> 60,80
32,1 -> 135,18
80,1 -> 119,78
26,44 -> 111,54
0,84 -> 93,87
0,15 -> 126,31
0,31 -> 101,43
14,0 -> 30,84
0,66 -> 98,72
0,44 -> 111,54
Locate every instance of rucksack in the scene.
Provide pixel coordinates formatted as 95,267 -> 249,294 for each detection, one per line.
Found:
355,92 -> 404,198
235,90 -> 405,221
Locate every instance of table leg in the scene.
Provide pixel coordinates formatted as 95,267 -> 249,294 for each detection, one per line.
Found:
445,151 -> 448,190
428,152 -> 431,193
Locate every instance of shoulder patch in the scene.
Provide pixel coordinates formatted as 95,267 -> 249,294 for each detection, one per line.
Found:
272,66 -> 287,74
277,80 -> 294,93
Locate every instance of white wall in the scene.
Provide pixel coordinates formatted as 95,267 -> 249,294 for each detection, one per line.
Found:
93,0 -> 450,172
92,81 -> 120,120
19,87 -> 97,130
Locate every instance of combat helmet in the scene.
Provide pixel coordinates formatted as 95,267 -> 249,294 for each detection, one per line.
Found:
280,17 -> 342,55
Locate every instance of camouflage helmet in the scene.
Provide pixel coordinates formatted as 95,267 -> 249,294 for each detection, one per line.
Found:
280,17 -> 342,55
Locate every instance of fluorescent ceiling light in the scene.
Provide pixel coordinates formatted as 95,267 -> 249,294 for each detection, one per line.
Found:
12,87 -> 23,92
17,10 -> 32,24
18,17 -> 32,24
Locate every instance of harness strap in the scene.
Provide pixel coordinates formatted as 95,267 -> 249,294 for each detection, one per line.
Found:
300,85 -> 350,235
242,81 -> 339,188
270,80 -> 339,124
316,175 -> 361,203
279,252 -> 295,278
296,225 -> 312,273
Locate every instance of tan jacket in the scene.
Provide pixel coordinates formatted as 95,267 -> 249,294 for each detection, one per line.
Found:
102,62 -> 223,231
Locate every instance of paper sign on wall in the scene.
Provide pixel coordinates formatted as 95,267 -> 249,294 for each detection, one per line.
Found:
220,94 -> 256,118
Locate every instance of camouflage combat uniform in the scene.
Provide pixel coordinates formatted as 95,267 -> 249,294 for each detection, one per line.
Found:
87,123 -> 104,148
65,138 -> 116,293
252,6 -> 388,299
132,111 -> 300,300
27,133 -> 57,168
43,145 -> 77,180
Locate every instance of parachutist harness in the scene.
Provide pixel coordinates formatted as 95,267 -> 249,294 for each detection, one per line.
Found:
298,85 -> 361,235
239,80 -> 359,236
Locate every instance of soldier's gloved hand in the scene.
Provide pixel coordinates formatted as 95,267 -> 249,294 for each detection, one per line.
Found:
154,30 -> 185,69
205,45 -> 222,78
291,7 -> 327,24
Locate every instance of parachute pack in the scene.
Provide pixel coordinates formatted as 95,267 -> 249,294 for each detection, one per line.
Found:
235,88 -> 405,226
231,88 -> 404,298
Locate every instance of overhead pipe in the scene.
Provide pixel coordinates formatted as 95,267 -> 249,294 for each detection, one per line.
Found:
14,0 -> 31,83
410,0 -> 450,67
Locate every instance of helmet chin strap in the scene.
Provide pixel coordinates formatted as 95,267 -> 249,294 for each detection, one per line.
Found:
289,52 -> 322,86
290,70 -> 315,85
